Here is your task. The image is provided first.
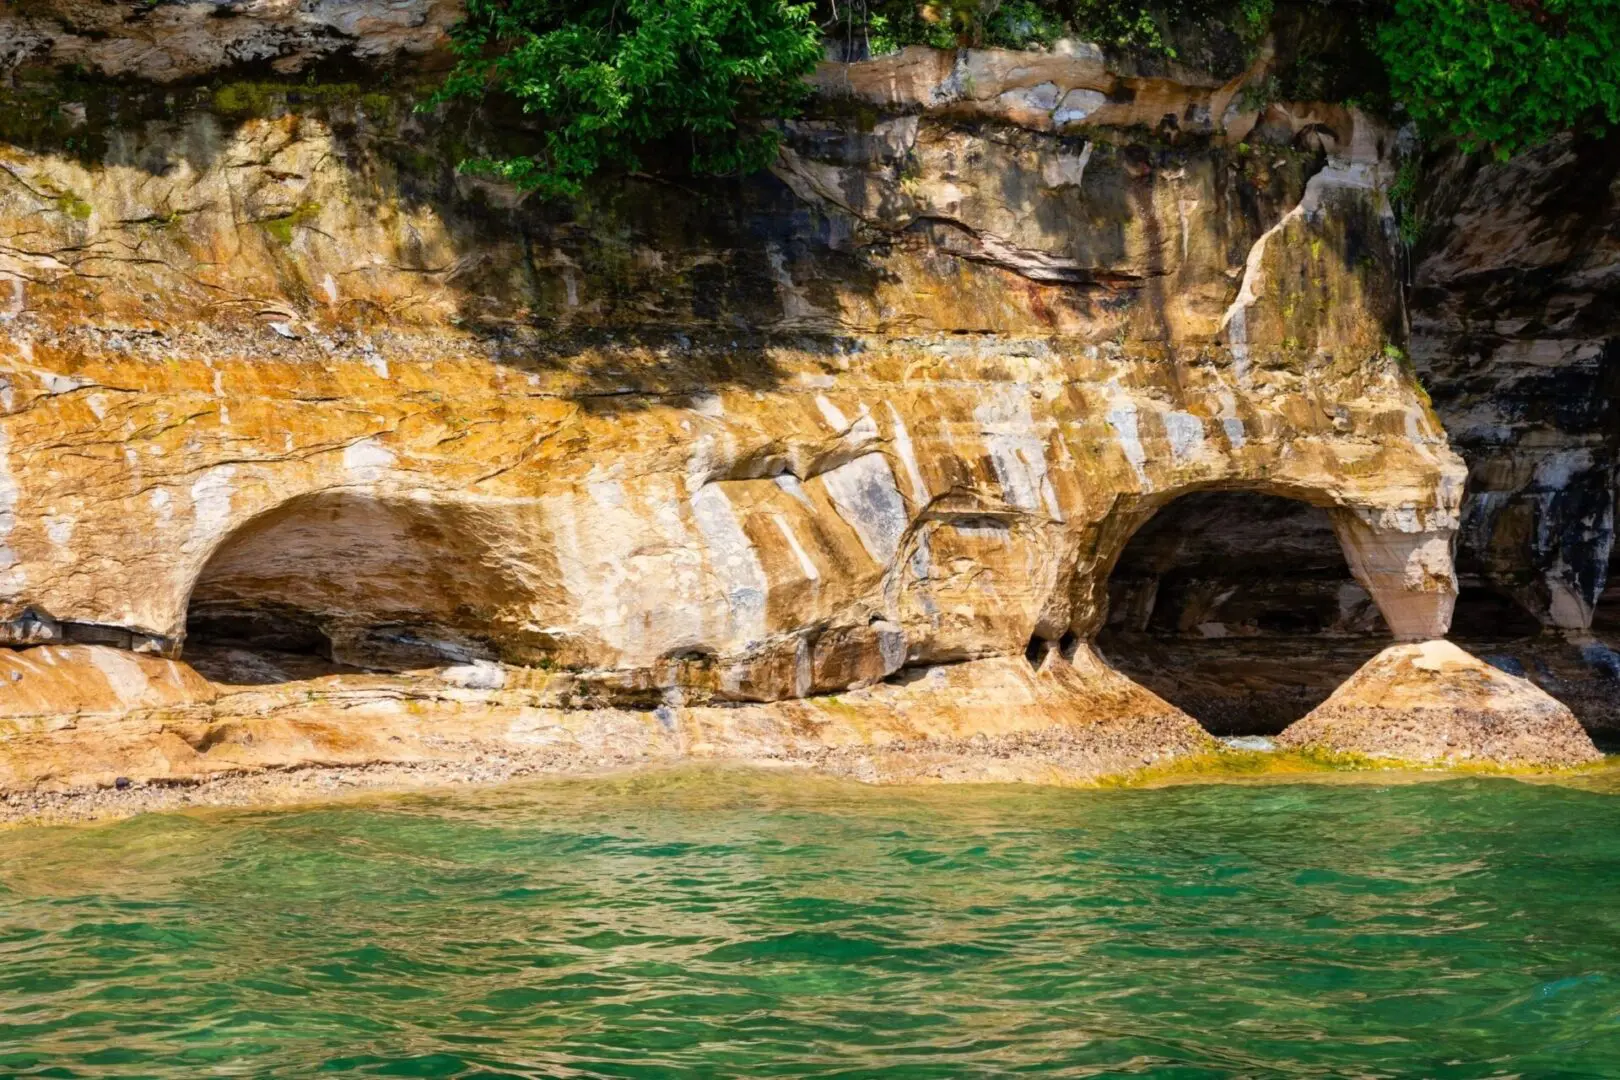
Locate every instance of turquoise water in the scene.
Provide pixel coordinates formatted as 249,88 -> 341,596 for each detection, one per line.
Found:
4,771 -> 1620,1078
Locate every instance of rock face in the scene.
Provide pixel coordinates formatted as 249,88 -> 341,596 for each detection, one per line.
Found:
1277,640 -> 1602,768
1,0 -> 458,82
0,9 -> 1606,794
1412,136 -> 1620,728
0,644 -> 1210,791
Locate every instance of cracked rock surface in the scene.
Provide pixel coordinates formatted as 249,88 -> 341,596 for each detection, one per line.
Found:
0,27 -> 1607,798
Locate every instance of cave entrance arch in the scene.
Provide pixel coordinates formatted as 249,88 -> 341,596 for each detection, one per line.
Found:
1095,490 -> 1390,735
183,492 -> 536,685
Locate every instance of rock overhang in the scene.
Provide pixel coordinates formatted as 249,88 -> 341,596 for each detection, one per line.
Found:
0,31 -> 1600,790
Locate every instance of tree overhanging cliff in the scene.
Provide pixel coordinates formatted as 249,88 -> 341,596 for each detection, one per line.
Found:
425,0 -> 1618,194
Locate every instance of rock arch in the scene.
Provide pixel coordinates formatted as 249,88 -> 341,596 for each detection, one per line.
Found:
181,491 -> 544,682
1091,488 -> 1393,734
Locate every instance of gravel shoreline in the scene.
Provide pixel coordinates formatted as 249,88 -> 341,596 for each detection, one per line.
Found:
0,757 -> 579,826
0,721 -> 1210,825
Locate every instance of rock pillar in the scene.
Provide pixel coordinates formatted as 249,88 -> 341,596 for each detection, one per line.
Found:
1329,509 -> 1457,641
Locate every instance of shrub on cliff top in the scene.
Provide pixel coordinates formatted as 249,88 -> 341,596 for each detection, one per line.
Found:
433,0 -> 1619,195
836,0 -> 1272,55
1375,0 -> 1620,157
429,0 -> 822,197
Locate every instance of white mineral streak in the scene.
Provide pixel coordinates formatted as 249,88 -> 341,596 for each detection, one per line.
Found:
440,661 -> 505,690
1053,90 -> 1106,126
1163,410 -> 1207,463
1533,448 -> 1594,490
766,247 -> 816,323
1040,140 -> 1093,186
1,278 -> 23,320
1217,391 -> 1246,448
886,403 -> 931,505
548,475 -> 712,661
1545,571 -> 1591,631
186,465 -> 236,555
342,437 -> 394,484
794,637 -> 814,698
773,513 -> 821,583
212,367 -> 229,426
41,372 -> 90,395
815,395 -> 850,431
819,453 -> 909,565
690,483 -> 769,647
1000,82 -> 1059,114
0,425 -> 19,600
684,430 -> 721,492
773,473 -> 816,509
1104,384 -> 1150,488
87,646 -> 158,708
844,405 -> 881,449
688,392 -> 724,419
1219,160 -> 1380,380
543,486 -> 617,649
974,387 -> 1063,519
44,516 -> 74,549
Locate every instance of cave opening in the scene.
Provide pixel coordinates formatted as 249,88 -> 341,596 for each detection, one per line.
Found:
1595,535 -> 1620,638
182,493 -> 526,686
1446,582 -> 1545,642
1094,490 -> 1389,736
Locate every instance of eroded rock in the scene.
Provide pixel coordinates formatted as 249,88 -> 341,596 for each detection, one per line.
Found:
8,33 -> 1601,794
1277,640 -> 1602,767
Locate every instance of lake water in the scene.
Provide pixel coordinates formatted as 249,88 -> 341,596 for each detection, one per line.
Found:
3,769 -> 1620,1078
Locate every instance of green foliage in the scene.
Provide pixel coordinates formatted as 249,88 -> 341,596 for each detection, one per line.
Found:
1386,154 -> 1424,249
1375,0 -> 1620,157
985,1 -> 1068,49
429,0 -> 824,197
420,0 -> 1616,199
1064,0 -> 1178,52
830,0 -> 1273,58
836,1 -> 973,53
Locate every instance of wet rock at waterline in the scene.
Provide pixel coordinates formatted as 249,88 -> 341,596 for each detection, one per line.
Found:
1277,641 -> 1603,768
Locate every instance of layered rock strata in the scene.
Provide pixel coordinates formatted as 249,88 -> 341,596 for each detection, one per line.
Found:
1413,136 -> 1620,730
0,23 -> 1602,792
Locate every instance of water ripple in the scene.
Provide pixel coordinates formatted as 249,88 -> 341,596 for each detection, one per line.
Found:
1,773 -> 1619,1077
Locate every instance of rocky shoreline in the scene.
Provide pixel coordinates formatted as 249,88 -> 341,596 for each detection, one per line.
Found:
6,731 -> 1612,828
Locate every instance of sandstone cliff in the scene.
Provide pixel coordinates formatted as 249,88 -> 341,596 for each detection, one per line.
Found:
0,2 -> 1608,800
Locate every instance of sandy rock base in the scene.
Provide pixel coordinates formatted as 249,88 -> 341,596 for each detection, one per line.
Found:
1277,640 -> 1603,767
0,645 -> 1212,817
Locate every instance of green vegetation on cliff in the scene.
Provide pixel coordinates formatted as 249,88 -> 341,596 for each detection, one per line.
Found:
430,0 -> 1618,191
429,0 -> 824,197
835,0 -> 1272,55
1374,0 -> 1620,157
